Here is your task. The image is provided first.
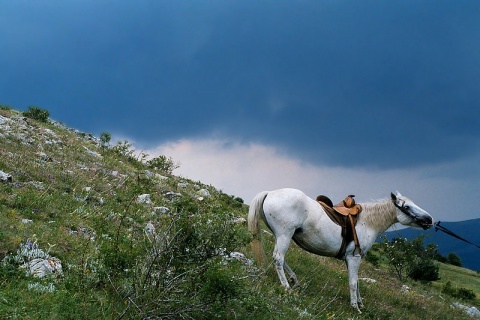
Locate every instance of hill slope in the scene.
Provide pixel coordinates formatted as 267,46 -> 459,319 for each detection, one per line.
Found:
1,106 -> 479,319
385,219 -> 480,271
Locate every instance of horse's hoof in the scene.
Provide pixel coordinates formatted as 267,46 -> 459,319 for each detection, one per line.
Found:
351,304 -> 362,314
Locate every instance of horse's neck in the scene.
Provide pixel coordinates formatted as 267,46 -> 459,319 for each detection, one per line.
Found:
360,199 -> 397,237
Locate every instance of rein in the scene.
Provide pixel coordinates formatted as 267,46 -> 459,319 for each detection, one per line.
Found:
435,221 -> 480,249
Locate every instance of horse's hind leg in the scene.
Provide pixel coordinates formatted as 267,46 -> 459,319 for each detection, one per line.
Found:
284,261 -> 298,286
273,234 -> 294,289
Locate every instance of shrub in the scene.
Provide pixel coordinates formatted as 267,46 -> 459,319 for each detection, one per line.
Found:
99,132 -> 111,147
446,252 -> 462,267
442,281 -> 476,300
0,103 -> 11,110
23,106 -> 50,122
380,235 -> 439,282
365,249 -> 381,267
410,259 -> 440,282
146,155 -> 179,175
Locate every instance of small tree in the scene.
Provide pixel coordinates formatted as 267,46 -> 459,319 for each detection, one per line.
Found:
146,155 -> 179,175
446,252 -> 462,267
23,106 -> 50,122
100,132 -> 111,148
380,235 -> 439,282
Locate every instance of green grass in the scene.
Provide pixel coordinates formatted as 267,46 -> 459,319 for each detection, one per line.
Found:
434,263 -> 480,299
1,107 -> 479,319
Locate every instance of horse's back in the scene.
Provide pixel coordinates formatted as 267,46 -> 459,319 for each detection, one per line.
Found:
264,188 -> 313,212
262,188 -> 318,229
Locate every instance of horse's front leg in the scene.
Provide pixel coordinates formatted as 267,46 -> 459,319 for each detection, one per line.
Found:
345,254 -> 363,313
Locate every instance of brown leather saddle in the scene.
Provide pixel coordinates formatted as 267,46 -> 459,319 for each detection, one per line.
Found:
316,195 -> 363,259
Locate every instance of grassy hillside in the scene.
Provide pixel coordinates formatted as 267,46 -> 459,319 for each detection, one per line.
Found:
0,106 -> 479,319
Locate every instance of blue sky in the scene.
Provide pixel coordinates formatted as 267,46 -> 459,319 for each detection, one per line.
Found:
1,1 -> 480,222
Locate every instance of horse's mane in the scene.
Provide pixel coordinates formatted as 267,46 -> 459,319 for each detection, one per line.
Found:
360,198 -> 397,232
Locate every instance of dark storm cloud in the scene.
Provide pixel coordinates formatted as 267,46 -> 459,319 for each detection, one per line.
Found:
1,1 -> 479,169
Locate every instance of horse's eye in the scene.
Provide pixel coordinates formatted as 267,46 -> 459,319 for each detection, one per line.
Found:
404,205 -> 410,210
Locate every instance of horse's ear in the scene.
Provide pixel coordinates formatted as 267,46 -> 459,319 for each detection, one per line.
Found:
391,191 -> 402,200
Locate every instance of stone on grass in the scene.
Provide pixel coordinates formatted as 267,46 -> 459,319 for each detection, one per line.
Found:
137,194 -> 153,204
83,146 -> 102,159
152,206 -> 170,215
229,252 -> 253,266
26,257 -> 63,277
198,189 -> 210,197
0,170 -> 12,183
0,115 -> 9,125
164,191 -> 181,200
233,217 -> 247,225
452,302 -> 480,318
178,182 -> 188,189
145,221 -> 156,242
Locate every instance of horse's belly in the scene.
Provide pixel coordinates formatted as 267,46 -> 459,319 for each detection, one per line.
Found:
292,228 -> 341,257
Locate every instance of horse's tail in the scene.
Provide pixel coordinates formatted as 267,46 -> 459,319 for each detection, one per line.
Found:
248,191 -> 268,265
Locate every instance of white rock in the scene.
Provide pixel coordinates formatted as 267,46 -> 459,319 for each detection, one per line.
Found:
153,206 -> 170,214
83,146 -> 102,159
137,194 -> 152,204
21,219 -> 33,224
0,115 -> 9,125
155,173 -> 168,180
145,221 -> 156,241
229,252 -> 253,266
164,191 -> 181,199
144,170 -> 154,177
452,302 -> 480,317
26,257 -> 63,278
360,277 -> 377,284
37,152 -> 51,161
0,170 -> 12,182
233,217 -> 247,224
198,189 -> 210,197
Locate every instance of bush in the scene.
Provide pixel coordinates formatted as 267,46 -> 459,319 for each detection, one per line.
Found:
380,235 -> 439,282
410,259 -> 440,282
442,281 -> 476,300
146,155 -> 179,175
23,106 -> 50,122
99,132 -> 111,147
0,103 -> 11,111
446,252 -> 462,267
365,250 -> 381,267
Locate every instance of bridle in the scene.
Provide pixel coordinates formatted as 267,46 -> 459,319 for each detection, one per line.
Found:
392,199 -> 428,228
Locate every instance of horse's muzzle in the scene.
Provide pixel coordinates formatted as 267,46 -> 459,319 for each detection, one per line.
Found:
420,216 -> 434,230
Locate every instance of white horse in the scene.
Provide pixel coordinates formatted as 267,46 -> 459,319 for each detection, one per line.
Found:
248,188 -> 433,312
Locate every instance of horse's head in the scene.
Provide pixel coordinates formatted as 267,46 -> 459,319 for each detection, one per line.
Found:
391,192 -> 434,230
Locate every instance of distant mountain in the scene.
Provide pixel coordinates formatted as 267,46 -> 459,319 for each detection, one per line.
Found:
383,219 -> 480,271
